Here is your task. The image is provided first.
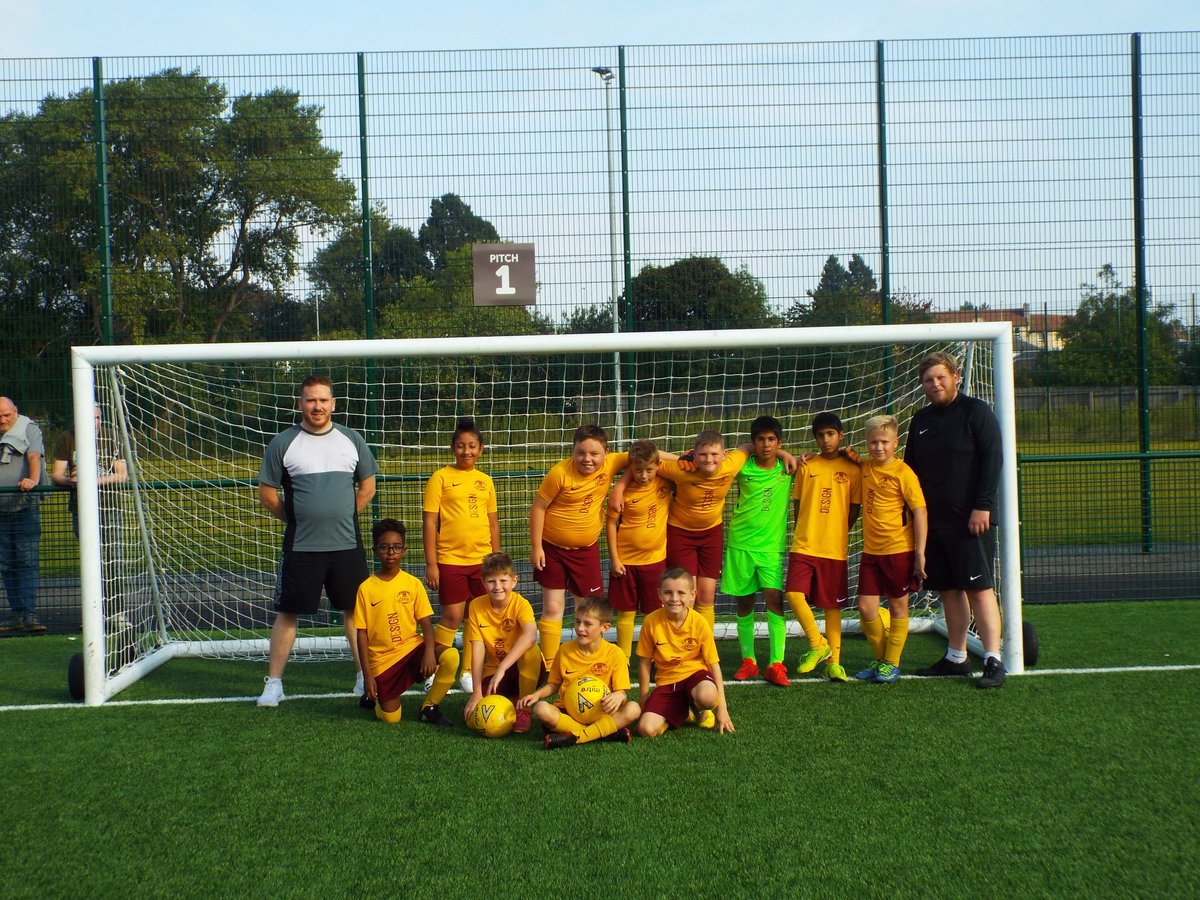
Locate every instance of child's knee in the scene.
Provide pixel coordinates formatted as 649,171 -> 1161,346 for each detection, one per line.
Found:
532,700 -> 558,727
637,714 -> 663,738
692,682 -> 718,710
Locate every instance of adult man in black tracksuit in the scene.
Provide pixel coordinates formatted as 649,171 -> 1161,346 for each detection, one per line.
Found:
904,352 -> 1006,688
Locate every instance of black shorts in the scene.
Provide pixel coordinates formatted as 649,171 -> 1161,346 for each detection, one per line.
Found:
273,548 -> 369,614
923,528 -> 996,592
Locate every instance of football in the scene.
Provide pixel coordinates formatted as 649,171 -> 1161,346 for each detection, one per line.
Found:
467,694 -> 516,738
562,675 -> 609,725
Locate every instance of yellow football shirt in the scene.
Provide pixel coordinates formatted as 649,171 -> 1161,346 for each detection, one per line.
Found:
608,474 -> 672,565
636,607 -> 719,686
538,452 -> 630,548
464,590 -> 537,678
422,465 -> 498,565
860,458 -> 926,555
353,570 -> 434,677
657,449 -> 748,531
790,454 -> 862,561
549,638 -> 632,693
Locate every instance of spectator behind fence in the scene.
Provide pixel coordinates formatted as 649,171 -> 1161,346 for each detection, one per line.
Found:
0,396 -> 46,634
51,406 -> 129,537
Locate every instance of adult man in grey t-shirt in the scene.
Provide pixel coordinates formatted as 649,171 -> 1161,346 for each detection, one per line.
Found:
0,396 -> 46,634
256,376 -> 378,707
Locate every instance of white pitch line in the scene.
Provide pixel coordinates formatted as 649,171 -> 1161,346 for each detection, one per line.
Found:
3,663 -> 1199,713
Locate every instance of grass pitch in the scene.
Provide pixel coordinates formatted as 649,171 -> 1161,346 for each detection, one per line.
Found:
2,600 -> 1198,898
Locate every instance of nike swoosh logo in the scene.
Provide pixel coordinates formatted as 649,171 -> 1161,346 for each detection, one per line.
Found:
918,429 -> 929,435
968,574 -> 983,582
370,600 -> 382,606
808,472 -> 818,478
450,483 -> 461,487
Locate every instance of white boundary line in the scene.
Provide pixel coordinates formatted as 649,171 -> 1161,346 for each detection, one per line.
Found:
3,663 -> 1198,713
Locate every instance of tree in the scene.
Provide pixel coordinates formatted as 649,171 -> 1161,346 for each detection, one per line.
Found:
418,193 -> 499,270
559,303 -> 613,335
785,253 -> 931,327
307,209 -> 432,335
0,68 -> 356,345
1057,265 -> 1182,386
620,256 -> 777,331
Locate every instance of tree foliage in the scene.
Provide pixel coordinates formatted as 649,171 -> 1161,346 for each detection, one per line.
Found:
418,193 -> 500,270
1057,265 -> 1182,386
785,254 -> 931,327
0,68 -> 355,345
619,256 -> 777,331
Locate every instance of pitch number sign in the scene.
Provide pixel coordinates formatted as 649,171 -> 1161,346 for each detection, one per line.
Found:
472,243 -> 535,306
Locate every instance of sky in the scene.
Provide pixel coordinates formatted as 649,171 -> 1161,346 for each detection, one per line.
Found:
1,0 -> 1198,58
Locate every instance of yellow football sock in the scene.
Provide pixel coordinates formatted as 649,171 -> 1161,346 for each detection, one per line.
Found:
696,604 -> 715,630
554,714 -> 585,737
422,646 -> 459,707
374,702 -> 402,724
786,591 -> 825,648
517,644 -> 543,697
433,623 -> 457,647
826,609 -> 843,664
538,618 -> 563,668
878,606 -> 891,639
616,610 -> 636,659
884,615 -> 910,667
577,714 -> 617,745
861,614 -> 886,660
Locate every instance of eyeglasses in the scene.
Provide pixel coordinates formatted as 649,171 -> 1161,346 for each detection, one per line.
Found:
374,544 -> 405,554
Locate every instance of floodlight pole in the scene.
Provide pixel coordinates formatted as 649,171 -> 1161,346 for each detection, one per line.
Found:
593,65 -> 625,447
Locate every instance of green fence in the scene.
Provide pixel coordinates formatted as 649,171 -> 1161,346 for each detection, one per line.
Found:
2,34 -> 1198,629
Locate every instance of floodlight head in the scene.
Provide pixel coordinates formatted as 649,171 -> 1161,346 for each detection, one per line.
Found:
591,66 -> 614,82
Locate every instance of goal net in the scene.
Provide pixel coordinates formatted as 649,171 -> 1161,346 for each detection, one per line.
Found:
71,324 -> 1022,704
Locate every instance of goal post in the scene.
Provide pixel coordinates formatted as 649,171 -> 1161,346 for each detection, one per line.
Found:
71,323 -> 1023,705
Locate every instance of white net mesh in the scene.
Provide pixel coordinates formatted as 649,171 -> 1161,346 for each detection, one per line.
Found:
85,330 -> 997,683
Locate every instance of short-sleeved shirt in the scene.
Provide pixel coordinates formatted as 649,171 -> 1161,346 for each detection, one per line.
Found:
465,590 -> 537,678
0,417 -> 44,513
608,475 -> 672,565
423,465 -> 498,565
353,570 -> 434,677
549,638 -> 631,694
725,458 -> 791,554
636,607 -> 720,687
258,423 -> 378,552
537,452 -> 630,549
790,454 -> 862,561
657,449 -> 748,532
860,458 -> 926,556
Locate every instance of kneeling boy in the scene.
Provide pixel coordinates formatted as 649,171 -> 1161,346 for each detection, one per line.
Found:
520,596 -> 641,749
636,567 -> 734,737
354,519 -> 459,726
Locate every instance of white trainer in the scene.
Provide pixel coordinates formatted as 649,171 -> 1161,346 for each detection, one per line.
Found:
459,671 -> 473,693
354,671 -> 365,695
423,674 -> 435,692
257,676 -> 285,707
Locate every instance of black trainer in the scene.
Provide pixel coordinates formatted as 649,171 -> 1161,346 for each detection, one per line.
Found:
544,733 -> 578,750
915,656 -> 974,677
418,704 -> 455,727
978,657 -> 1007,689
603,727 -> 633,743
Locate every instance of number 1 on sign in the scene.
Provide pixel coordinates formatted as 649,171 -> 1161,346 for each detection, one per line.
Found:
494,264 -> 517,296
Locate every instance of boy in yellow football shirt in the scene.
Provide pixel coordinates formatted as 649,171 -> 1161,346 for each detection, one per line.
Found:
854,415 -> 927,684
463,551 -> 543,732
786,412 -> 862,682
353,519 -> 460,726
605,439 -> 672,659
519,596 -> 642,749
530,423 -> 629,668
636,567 -> 734,737
423,416 -> 501,692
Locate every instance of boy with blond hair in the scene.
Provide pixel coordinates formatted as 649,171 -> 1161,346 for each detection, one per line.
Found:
530,424 -> 629,668
519,596 -> 641,749
854,415 -> 927,684
605,438 -> 672,659
463,552 -> 544,733
637,567 -> 734,737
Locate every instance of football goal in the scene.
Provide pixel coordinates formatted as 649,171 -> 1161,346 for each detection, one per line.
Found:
70,323 -> 1023,704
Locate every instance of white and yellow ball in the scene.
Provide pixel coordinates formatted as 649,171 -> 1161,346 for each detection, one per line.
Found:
562,675 -> 610,725
467,695 -> 516,738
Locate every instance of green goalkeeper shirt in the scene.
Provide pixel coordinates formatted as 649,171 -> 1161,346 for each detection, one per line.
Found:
725,457 -> 791,554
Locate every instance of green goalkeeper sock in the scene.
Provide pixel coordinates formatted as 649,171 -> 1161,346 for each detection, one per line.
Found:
736,613 -> 756,660
767,610 -> 786,665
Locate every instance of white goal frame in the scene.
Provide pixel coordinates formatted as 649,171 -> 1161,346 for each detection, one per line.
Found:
71,323 -> 1023,705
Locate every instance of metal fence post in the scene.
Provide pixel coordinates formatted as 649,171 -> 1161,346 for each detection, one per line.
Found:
1130,32 -> 1153,552
92,57 -> 113,346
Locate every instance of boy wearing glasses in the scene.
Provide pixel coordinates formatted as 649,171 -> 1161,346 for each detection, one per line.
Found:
353,519 -> 460,726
